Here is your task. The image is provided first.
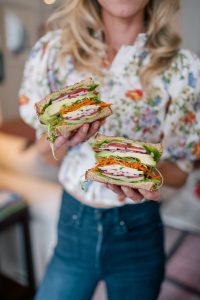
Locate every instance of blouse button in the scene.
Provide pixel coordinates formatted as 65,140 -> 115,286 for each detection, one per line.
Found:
120,220 -> 125,226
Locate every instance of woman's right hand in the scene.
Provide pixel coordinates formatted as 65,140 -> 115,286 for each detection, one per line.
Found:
36,120 -> 104,165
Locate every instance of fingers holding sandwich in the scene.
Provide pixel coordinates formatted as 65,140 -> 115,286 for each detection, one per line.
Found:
106,184 -> 145,202
53,119 -> 105,151
105,184 -> 161,202
68,120 -> 103,146
121,186 -> 144,202
68,123 -> 90,147
85,119 -> 105,140
53,135 -> 71,151
138,188 -> 160,201
105,184 -> 126,202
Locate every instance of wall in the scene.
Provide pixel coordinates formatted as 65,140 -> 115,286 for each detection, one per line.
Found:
180,0 -> 200,55
0,0 -> 58,121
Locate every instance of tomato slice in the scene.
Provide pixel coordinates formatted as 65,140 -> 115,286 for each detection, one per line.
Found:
99,142 -> 146,153
55,88 -> 89,101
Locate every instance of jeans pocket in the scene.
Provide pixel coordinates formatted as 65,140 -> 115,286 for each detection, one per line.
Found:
58,197 -> 84,230
122,211 -> 163,235
58,211 -> 81,232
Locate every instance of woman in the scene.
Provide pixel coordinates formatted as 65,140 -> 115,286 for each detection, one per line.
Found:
19,0 -> 200,299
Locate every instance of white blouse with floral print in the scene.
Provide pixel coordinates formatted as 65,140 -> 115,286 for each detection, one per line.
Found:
19,30 -> 200,207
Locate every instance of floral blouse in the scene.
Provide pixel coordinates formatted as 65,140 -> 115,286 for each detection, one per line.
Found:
19,30 -> 200,207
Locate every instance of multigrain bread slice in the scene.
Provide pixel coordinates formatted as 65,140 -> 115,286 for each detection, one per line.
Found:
35,77 -> 94,115
94,134 -> 163,154
85,169 -> 159,191
53,107 -> 112,136
85,134 -> 163,190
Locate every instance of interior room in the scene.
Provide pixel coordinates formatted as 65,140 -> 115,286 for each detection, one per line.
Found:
0,0 -> 200,299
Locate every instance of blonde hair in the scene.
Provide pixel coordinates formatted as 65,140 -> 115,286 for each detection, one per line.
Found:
49,0 -> 181,88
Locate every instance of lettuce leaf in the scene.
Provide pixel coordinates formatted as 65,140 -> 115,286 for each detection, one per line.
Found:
143,145 -> 161,163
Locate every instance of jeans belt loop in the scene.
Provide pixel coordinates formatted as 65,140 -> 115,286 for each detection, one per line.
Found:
74,202 -> 84,226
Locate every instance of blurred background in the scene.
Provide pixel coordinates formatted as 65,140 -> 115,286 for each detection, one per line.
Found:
0,0 -> 200,299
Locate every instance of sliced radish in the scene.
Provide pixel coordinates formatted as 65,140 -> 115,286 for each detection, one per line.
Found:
102,172 -> 144,182
55,88 -> 89,101
99,142 -> 146,154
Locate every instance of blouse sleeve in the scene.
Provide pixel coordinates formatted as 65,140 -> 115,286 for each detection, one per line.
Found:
161,50 -> 200,173
19,31 -> 58,137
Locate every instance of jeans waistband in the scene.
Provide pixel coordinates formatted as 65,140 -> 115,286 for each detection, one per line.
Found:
61,190 -> 159,221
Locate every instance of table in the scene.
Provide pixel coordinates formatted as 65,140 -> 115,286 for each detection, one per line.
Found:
0,191 -> 36,299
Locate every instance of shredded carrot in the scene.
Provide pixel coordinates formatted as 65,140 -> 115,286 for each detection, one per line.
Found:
95,158 -> 148,171
143,167 -> 161,180
60,99 -> 111,114
146,171 -> 161,180
94,157 -> 161,180
99,102 -> 111,108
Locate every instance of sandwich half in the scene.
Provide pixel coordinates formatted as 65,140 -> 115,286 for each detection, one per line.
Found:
35,77 -> 112,143
85,134 -> 163,191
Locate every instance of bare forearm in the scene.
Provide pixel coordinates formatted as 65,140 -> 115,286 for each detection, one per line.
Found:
157,161 -> 188,188
36,134 -> 68,165
35,121 -> 104,166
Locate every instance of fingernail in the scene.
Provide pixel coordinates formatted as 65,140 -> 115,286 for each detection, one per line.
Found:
54,136 -> 63,148
83,124 -> 89,133
118,195 -> 126,202
94,122 -> 99,130
121,187 -> 129,192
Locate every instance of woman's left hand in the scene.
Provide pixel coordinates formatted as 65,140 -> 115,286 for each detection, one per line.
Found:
105,184 -> 160,202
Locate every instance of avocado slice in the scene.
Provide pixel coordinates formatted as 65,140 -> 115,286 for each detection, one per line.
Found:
93,140 -> 161,165
96,151 -> 156,167
40,92 -> 100,124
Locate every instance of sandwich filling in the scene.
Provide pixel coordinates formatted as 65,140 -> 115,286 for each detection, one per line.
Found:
93,139 -> 161,167
38,81 -> 111,143
92,157 -> 161,184
88,136 -> 162,188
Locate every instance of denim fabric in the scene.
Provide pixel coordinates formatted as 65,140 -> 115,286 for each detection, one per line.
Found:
35,191 -> 165,300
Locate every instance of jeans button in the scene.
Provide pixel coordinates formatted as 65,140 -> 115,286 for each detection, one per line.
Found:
72,214 -> 78,220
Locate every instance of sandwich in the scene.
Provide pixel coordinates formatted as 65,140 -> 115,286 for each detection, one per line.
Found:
85,134 -> 163,191
35,77 -> 112,143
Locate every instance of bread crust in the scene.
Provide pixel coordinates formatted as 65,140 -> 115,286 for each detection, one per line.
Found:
35,77 -> 94,115
85,169 -> 159,191
94,133 -> 163,154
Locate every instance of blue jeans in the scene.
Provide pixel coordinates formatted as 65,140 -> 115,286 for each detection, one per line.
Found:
35,191 -> 165,300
